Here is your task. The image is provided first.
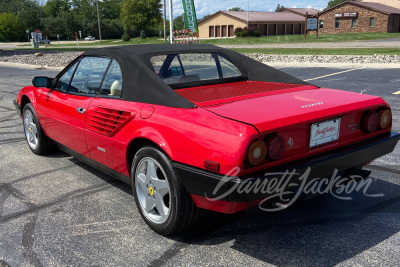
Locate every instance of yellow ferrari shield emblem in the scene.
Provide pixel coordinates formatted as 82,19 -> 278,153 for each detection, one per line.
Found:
149,187 -> 154,195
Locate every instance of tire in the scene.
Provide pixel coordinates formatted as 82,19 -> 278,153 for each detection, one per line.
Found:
22,103 -> 55,155
131,145 -> 202,235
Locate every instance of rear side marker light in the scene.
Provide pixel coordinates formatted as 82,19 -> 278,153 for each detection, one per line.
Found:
378,109 -> 392,129
265,134 -> 285,161
361,111 -> 379,133
204,160 -> 220,172
245,140 -> 267,166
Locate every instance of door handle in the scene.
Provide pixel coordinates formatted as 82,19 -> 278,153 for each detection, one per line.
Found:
76,107 -> 86,114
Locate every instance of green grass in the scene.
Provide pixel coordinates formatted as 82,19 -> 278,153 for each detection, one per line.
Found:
202,32 -> 400,44
232,48 -> 400,55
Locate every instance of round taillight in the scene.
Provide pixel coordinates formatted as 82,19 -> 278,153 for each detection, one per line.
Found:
378,109 -> 392,129
361,111 -> 379,133
246,140 -> 267,166
265,134 -> 285,161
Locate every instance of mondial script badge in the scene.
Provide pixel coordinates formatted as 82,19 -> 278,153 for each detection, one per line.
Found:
288,138 -> 294,149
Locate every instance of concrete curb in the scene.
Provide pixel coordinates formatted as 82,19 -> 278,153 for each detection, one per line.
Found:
0,62 -> 63,71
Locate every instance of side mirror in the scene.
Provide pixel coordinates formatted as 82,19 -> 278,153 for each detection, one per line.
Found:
32,77 -> 53,88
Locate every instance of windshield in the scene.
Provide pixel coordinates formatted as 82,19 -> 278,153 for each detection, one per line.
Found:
151,53 -> 243,87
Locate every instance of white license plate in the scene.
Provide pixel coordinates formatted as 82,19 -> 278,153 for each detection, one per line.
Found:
310,118 -> 341,148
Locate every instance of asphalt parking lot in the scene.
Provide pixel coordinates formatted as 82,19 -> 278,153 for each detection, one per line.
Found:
0,66 -> 399,266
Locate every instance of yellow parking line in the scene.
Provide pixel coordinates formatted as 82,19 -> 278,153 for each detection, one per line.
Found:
304,68 -> 362,82
393,91 -> 400,95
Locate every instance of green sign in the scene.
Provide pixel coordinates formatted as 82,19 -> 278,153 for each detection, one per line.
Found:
182,0 -> 198,34
26,30 -> 29,33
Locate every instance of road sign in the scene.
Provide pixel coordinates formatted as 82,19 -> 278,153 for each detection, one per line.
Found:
26,30 -> 29,33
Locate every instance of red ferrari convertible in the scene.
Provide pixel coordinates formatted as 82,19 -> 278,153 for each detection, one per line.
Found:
14,44 -> 399,235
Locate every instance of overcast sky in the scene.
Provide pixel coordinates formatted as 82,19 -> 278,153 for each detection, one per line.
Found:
168,0 -> 330,19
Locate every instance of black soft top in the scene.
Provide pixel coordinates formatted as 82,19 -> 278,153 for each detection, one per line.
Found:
83,44 -> 310,109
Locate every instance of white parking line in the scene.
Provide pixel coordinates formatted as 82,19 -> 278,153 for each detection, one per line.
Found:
304,68 -> 362,82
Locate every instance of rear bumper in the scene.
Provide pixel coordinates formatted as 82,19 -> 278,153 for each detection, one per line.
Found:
174,132 -> 400,213
13,100 -> 22,118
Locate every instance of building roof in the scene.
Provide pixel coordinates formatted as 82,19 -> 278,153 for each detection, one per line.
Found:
198,11 -> 306,25
278,8 -> 320,16
319,1 -> 400,15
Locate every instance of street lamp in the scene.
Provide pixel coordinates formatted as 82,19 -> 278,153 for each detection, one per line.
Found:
96,0 -> 102,45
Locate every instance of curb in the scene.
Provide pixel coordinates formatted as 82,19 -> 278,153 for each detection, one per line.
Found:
0,62 -> 63,71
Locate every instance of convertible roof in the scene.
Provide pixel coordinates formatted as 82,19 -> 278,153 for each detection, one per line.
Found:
83,44 -> 310,108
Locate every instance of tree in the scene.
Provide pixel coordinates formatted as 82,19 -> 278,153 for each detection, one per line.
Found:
120,0 -> 162,36
326,0 -> 347,9
173,14 -> 185,31
229,7 -> 244,11
43,0 -> 71,17
0,13 -> 24,41
17,0 -> 43,32
275,4 -> 285,12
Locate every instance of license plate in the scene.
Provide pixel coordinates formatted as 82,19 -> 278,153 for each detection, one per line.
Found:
310,118 -> 341,148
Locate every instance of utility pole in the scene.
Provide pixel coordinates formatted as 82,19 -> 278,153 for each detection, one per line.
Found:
247,0 -> 249,29
163,0 -> 167,42
96,0 -> 102,45
169,0 -> 173,44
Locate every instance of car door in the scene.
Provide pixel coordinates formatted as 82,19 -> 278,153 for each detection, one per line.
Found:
85,59 -> 140,173
37,56 -> 112,157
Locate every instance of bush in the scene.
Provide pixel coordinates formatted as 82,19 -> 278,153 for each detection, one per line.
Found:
238,31 -> 247,38
121,33 -> 131,42
234,27 -> 243,36
253,30 -> 261,37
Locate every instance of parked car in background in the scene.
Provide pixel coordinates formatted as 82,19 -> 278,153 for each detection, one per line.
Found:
85,36 -> 95,41
13,44 -> 400,236
39,38 -> 50,44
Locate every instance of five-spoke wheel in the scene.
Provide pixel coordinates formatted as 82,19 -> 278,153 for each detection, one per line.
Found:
135,157 -> 171,224
131,146 -> 203,235
22,103 -> 54,155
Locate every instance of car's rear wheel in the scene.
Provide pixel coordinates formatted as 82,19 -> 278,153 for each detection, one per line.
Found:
131,146 -> 202,235
23,103 -> 54,155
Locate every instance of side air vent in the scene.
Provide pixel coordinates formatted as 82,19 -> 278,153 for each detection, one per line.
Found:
87,106 -> 132,136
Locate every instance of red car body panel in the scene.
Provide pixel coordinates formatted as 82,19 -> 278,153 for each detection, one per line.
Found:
36,88 -> 94,157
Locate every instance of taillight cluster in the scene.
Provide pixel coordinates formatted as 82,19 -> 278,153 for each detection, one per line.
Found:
245,133 -> 285,166
361,108 -> 392,133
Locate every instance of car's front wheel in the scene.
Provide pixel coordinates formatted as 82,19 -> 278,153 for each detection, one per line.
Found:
131,146 -> 202,235
22,103 -> 55,155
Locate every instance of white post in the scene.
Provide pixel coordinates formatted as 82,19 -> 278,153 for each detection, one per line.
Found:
163,0 -> 167,42
96,0 -> 102,45
169,0 -> 173,44
247,0 -> 249,29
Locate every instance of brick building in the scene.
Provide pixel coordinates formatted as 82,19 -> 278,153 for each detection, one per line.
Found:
197,9 -> 319,38
318,1 -> 400,34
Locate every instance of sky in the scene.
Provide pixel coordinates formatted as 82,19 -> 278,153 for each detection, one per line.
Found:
168,0 -> 330,19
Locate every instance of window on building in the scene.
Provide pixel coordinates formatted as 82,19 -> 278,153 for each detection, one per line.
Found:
370,17 -> 375,27
335,19 -> 340,29
352,18 -> 357,28
319,20 -> 324,29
